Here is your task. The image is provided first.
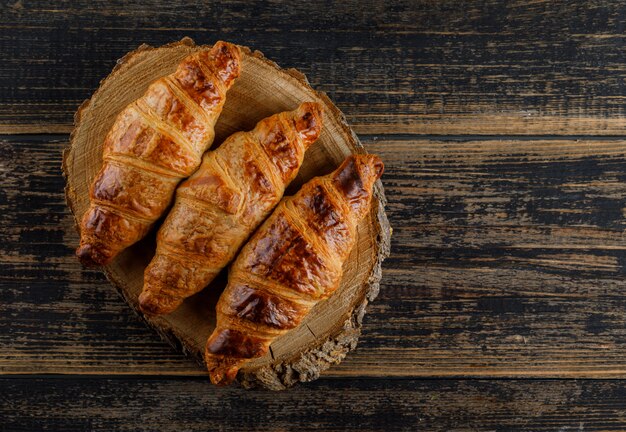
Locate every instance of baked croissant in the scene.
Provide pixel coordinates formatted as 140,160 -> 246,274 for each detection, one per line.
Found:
139,102 -> 324,315
76,41 -> 242,266
205,153 -> 384,385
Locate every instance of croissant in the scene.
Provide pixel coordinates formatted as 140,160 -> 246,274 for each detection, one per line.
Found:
76,41 -> 242,266
204,153 -> 384,385
138,102 -> 324,315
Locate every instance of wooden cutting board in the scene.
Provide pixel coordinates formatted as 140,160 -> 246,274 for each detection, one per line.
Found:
63,37 -> 391,390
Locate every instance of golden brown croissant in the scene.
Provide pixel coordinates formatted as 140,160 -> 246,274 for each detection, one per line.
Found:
204,153 -> 384,385
76,41 -> 242,266
138,102 -> 324,315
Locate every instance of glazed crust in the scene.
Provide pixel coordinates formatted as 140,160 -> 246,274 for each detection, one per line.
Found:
76,41 -> 242,266
205,154 -> 384,385
139,102 -> 324,315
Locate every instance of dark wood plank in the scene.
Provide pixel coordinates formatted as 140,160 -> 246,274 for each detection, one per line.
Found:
3,377 -> 626,431
2,1 -> 626,134
340,137 -> 626,377
0,136 -> 202,374
1,135 -> 624,376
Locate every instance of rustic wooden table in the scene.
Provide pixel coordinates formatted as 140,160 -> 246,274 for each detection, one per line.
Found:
2,1 -> 626,430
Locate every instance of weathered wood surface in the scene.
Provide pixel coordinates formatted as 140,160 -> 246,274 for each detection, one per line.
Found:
2,1 -> 626,134
3,0 -> 626,428
2,134 -> 624,377
3,378 -> 626,431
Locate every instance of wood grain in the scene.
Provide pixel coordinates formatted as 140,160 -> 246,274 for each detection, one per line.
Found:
2,1 -> 626,134
4,377 -> 626,431
2,134 -> 624,377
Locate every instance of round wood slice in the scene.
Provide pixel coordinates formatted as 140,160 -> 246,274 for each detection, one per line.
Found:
63,37 -> 390,390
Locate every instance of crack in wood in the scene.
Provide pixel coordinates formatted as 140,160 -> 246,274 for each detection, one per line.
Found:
305,323 -> 317,339
269,346 -> 275,362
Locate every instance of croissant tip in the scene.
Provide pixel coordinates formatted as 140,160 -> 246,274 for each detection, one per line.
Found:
348,154 -> 384,180
298,100 -> 321,112
208,366 -> 239,386
294,102 -> 323,145
206,40 -> 242,87
299,102 -> 323,121
76,243 -> 109,267
138,291 -> 179,315
369,154 -> 384,179
212,40 -> 242,57
138,292 -> 158,315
